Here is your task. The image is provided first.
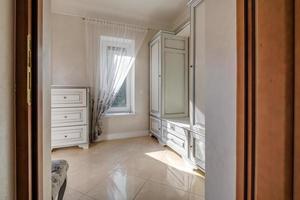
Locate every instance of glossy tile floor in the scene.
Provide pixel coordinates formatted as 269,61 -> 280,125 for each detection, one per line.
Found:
52,136 -> 205,200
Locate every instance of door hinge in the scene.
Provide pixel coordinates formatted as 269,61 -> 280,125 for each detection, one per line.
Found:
27,34 -> 32,106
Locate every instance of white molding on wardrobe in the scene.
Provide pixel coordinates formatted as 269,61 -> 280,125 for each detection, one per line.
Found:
174,21 -> 191,35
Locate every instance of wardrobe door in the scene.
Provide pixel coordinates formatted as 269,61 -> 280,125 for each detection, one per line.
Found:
150,38 -> 161,117
162,48 -> 188,118
190,0 -> 206,130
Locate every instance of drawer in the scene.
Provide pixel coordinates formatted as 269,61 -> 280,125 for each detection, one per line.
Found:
162,121 -> 186,139
51,126 -> 88,147
164,130 -> 188,157
51,88 -> 87,108
150,116 -> 162,138
52,107 -> 87,127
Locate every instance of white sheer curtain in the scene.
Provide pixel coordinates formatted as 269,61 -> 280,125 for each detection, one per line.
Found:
85,18 -> 148,141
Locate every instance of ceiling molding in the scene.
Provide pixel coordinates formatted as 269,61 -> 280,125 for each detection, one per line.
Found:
51,10 -> 173,31
51,0 -> 188,31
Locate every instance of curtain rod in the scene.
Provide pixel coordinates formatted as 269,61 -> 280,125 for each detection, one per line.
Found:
82,17 -> 150,31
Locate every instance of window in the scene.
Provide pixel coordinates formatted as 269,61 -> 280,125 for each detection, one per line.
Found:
100,36 -> 135,114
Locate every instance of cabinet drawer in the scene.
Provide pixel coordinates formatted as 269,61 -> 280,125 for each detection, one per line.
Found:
162,121 -> 186,139
52,126 -> 88,147
163,128 -> 188,157
150,116 -> 162,138
52,107 -> 87,127
51,88 -> 87,108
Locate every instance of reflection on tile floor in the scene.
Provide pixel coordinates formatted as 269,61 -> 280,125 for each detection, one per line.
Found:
52,136 -> 205,200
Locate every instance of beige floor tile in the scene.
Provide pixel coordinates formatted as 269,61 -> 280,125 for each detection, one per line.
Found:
135,181 -> 189,200
86,170 -> 146,200
148,164 -> 190,191
51,136 -> 205,200
189,175 -> 205,196
67,163 -> 112,193
63,187 -> 95,200
189,193 -> 205,200
112,163 -> 153,180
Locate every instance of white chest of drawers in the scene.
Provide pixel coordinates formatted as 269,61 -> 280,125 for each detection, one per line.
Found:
51,87 -> 90,149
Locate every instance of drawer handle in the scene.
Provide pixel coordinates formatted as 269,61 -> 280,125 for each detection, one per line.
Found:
64,116 -> 68,119
64,135 -> 68,138
63,96 -> 67,99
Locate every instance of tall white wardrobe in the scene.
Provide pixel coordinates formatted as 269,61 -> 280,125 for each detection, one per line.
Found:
149,13 -> 206,171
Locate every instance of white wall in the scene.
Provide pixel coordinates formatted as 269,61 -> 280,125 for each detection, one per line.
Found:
172,6 -> 190,31
205,0 -> 237,199
51,13 -> 155,138
51,14 -> 88,86
0,0 -> 15,199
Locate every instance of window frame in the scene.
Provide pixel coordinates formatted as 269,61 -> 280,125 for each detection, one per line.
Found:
100,36 -> 135,115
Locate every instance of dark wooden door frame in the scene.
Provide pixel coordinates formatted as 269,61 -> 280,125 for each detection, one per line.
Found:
15,0 -> 40,199
237,0 -> 297,199
294,0 -> 300,199
15,0 -> 299,199
16,0 -> 33,199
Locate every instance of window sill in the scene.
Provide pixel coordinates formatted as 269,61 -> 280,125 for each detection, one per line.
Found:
104,112 -> 136,117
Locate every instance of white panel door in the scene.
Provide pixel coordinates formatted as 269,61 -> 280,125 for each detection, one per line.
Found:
191,0 -> 206,130
150,39 -> 161,117
163,50 -> 188,117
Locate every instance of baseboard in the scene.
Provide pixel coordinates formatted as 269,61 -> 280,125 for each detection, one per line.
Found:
94,130 -> 150,142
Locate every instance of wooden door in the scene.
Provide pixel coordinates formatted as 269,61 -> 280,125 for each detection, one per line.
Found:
15,0 -> 38,199
237,0 -> 297,199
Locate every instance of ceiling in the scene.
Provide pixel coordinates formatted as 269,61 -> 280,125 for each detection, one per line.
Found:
51,0 -> 188,30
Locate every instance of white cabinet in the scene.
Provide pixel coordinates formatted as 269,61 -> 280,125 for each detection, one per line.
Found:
51,87 -> 90,149
150,31 -> 188,119
149,29 -> 205,171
